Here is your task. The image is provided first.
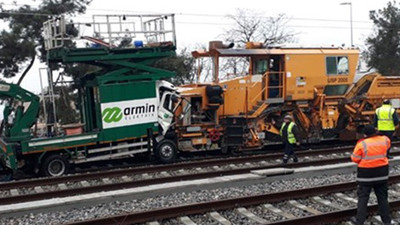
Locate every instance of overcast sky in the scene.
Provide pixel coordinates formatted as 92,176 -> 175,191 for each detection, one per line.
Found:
0,0 -> 391,94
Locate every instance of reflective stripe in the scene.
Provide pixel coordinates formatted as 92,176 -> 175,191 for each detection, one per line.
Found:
362,141 -> 367,158
363,154 -> 387,160
359,139 -> 388,160
377,105 -> 395,131
356,176 -> 389,182
362,141 -> 389,147
351,154 -> 362,159
385,137 -> 390,150
280,122 -> 296,144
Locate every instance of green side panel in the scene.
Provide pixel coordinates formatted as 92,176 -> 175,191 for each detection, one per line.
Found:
22,133 -> 99,153
99,81 -> 156,103
98,81 -> 158,142
100,123 -> 158,141
0,138 -> 17,170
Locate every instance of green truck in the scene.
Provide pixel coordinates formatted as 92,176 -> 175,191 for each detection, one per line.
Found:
0,14 -> 184,178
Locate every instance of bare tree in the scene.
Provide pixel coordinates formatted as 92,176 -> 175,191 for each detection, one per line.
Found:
224,9 -> 296,46
220,9 -> 296,78
260,14 -> 296,46
224,9 -> 263,45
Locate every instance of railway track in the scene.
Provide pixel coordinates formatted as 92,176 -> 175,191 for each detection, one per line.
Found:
0,142 -> 356,180
65,175 -> 400,225
0,146 -> 399,206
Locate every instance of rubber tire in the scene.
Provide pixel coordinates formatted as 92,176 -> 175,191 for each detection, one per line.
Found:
155,139 -> 178,164
41,154 -> 70,177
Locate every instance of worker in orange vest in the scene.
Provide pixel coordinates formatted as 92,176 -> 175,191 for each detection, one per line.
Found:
351,125 -> 391,225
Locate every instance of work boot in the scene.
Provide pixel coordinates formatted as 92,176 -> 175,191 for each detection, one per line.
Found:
293,156 -> 298,163
282,155 -> 289,164
349,216 -> 362,225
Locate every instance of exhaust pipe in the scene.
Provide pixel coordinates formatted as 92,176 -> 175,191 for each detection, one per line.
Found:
209,41 -> 234,50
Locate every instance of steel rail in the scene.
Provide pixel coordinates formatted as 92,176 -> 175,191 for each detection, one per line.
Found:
0,144 -> 360,190
1,144 -> 399,205
65,175 -> 400,225
266,201 -> 400,225
0,154 -> 363,205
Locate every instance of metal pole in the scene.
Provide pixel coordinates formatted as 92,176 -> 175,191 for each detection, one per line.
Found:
47,67 -> 58,135
39,68 -> 48,127
171,14 -> 176,46
106,15 -> 112,48
340,2 -> 353,47
350,3 -> 353,47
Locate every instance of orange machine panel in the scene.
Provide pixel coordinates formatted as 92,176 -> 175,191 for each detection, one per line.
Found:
284,50 -> 359,101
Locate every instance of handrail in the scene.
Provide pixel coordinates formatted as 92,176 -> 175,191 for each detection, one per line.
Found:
249,71 -> 285,107
250,87 -> 267,106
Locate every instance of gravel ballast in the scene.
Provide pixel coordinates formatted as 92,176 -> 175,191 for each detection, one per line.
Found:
2,165 -> 400,225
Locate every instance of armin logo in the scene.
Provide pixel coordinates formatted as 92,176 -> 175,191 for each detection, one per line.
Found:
102,107 -> 123,123
123,103 -> 155,116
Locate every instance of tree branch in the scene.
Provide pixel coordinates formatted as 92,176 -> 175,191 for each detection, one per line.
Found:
17,53 -> 35,85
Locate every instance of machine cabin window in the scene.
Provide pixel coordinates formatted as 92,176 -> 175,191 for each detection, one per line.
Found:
326,56 -> 349,75
254,59 -> 268,74
323,85 -> 349,96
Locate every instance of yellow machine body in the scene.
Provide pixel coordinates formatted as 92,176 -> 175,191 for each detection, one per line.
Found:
173,42 -> 400,151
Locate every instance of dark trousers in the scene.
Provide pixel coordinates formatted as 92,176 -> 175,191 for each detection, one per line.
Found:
283,142 -> 297,163
356,182 -> 391,225
380,131 -> 394,156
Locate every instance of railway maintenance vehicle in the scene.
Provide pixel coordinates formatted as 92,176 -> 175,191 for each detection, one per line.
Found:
0,14 -> 186,178
1,14 -> 400,178
174,41 -> 400,153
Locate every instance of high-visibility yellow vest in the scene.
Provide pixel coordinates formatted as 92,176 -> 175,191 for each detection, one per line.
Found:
376,104 -> 396,131
280,122 -> 296,144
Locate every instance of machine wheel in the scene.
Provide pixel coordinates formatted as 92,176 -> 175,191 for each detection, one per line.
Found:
41,154 -> 70,177
0,166 -> 13,182
155,139 -> 177,164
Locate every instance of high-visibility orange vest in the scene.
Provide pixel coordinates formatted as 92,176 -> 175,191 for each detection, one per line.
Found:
351,135 -> 390,168
351,135 -> 390,183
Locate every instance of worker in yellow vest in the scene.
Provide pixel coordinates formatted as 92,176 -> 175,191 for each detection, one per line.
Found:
374,100 -> 399,159
280,115 -> 301,164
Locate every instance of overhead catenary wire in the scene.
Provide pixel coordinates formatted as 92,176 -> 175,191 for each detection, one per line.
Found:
0,2 -> 374,24
0,11 -> 376,31
4,2 -> 400,32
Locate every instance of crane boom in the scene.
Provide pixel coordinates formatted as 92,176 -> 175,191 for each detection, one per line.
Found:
0,82 -> 40,141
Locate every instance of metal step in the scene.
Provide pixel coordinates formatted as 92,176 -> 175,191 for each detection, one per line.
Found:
266,98 -> 284,104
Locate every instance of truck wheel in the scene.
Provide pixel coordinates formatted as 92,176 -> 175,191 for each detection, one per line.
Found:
155,139 -> 177,163
41,154 -> 70,177
0,167 -> 13,182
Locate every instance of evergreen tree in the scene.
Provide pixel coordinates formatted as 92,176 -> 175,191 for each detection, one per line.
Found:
365,1 -> 400,76
0,0 -> 92,83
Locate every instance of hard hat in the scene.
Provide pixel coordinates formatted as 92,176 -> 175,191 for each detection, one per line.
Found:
284,115 -> 293,120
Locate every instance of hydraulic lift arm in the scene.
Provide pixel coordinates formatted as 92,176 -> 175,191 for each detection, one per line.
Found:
0,82 -> 40,140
